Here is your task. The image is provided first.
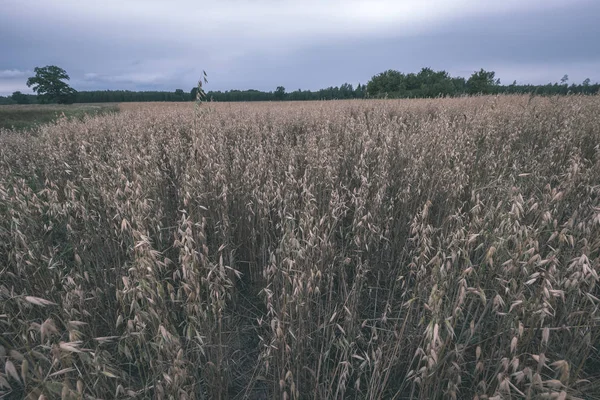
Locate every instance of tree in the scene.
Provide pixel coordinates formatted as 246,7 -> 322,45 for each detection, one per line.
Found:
367,70 -> 406,96
366,68 -> 464,98
27,66 -> 77,104
275,86 -> 286,101
175,88 -> 185,101
354,83 -> 365,99
451,77 -> 467,93
466,69 -> 498,94
339,83 -> 353,99
560,74 -> 569,84
583,78 -> 591,86
11,91 -> 30,104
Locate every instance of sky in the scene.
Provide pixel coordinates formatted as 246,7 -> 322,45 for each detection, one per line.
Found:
1,0 -> 599,95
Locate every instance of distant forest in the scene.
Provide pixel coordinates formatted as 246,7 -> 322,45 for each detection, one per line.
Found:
1,68 -> 598,105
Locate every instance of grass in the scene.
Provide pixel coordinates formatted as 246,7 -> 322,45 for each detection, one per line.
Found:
0,103 -> 119,131
0,95 -> 599,399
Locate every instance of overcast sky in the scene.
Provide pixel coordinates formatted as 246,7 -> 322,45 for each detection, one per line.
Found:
1,0 -> 599,95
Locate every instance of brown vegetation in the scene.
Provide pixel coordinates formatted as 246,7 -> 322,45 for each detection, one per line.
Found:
1,96 -> 599,399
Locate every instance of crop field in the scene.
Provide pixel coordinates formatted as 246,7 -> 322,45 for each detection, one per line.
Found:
1,96 -> 600,399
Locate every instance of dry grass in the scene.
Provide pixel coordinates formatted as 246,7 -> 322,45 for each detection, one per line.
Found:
1,95 -> 599,399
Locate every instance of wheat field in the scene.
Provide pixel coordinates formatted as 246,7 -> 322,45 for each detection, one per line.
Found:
1,96 -> 599,399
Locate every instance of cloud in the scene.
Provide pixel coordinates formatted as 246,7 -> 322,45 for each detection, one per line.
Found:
76,58 -> 195,90
16,0 -> 581,41
2,0 -> 589,58
0,69 -> 29,78
0,81 -> 30,95
83,72 -> 167,85
489,61 -> 600,85
0,0 -> 598,94
0,69 -> 32,95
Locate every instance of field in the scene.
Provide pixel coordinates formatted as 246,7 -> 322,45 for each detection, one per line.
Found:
1,96 -> 599,399
0,103 -> 118,131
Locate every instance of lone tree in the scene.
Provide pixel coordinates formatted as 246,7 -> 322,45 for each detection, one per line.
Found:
27,66 -> 77,104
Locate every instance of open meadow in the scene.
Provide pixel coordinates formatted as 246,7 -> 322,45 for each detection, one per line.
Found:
0,104 -> 119,131
1,96 -> 600,399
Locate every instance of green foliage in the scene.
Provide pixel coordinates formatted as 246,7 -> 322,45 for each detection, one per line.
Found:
367,68 -> 465,98
174,88 -> 188,101
1,93 -> 38,105
204,83 -> 368,102
0,104 -> 118,131
466,68 -> 499,94
274,86 -> 286,100
13,66 -> 598,105
26,65 -> 77,104
74,90 -> 196,103
74,75 -> 596,103
367,69 -> 405,95
11,91 -> 30,104
0,96 -> 15,105
366,67 -> 599,98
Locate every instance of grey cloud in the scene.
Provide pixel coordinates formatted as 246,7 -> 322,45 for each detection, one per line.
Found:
0,69 -> 30,78
0,69 -> 32,95
1,0 -> 598,95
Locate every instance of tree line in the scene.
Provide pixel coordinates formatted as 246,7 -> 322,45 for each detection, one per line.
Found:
365,68 -> 599,98
1,66 -> 598,105
1,85 -> 367,104
1,89 -> 194,105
